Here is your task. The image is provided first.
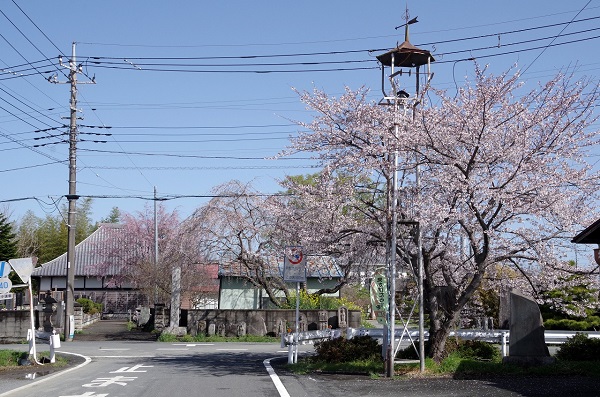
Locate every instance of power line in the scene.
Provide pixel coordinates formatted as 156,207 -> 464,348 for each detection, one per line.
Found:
10,0 -> 66,56
83,165 -> 317,171
521,0 -> 592,75
78,147 -> 313,160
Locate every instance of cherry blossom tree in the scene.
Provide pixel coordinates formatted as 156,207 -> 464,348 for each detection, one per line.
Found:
189,179 -> 373,307
189,180 -> 291,306
95,203 -> 211,305
283,65 -> 600,361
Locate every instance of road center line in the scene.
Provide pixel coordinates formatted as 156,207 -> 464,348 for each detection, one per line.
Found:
99,348 -> 131,351
156,348 -> 189,351
216,348 -> 248,351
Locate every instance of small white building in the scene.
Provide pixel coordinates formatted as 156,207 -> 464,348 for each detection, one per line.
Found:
218,256 -> 343,309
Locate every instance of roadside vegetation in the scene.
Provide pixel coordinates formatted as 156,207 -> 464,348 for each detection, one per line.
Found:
76,297 -> 103,315
288,334 -> 600,378
0,350 -> 68,370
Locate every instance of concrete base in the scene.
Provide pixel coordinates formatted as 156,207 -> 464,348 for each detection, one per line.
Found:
503,356 -> 556,367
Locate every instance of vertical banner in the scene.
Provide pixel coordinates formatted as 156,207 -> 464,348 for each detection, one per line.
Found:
283,246 -> 307,282
370,267 -> 388,325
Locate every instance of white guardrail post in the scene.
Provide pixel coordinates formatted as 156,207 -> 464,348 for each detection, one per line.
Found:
285,333 -> 294,364
501,331 -> 508,357
49,330 -> 61,363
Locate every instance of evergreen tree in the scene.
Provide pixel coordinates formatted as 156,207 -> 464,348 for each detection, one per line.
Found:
0,213 -> 17,262
99,207 -> 121,224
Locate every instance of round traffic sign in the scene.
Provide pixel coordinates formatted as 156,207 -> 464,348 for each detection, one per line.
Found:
0,278 -> 12,293
287,247 -> 303,265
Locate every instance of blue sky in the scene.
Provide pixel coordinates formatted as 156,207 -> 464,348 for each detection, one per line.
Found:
0,1 -> 598,223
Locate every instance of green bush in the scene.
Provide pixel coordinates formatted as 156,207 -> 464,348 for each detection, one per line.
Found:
314,336 -> 381,362
281,290 -> 361,311
397,338 -> 499,361
456,340 -> 501,361
76,298 -> 103,315
556,333 -> 600,361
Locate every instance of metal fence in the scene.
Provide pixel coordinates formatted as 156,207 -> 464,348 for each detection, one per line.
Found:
283,327 -> 600,361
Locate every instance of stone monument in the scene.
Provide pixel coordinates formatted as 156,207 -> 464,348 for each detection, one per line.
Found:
503,290 -> 555,366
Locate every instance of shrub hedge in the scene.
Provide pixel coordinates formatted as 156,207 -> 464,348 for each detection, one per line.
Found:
314,336 -> 381,362
556,333 -> 600,361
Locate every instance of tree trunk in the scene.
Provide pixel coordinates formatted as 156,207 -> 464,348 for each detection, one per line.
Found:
428,323 -> 453,362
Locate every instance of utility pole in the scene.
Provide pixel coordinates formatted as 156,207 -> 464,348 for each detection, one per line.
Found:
50,42 -> 95,341
154,186 -> 159,306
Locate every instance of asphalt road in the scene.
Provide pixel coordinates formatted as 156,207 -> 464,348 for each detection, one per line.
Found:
0,340 -> 299,397
0,338 -> 599,397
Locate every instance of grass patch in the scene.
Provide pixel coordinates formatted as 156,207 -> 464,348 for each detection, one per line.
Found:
0,350 -> 69,369
0,350 -> 27,368
289,350 -> 600,378
157,333 -> 279,343
291,357 -> 387,376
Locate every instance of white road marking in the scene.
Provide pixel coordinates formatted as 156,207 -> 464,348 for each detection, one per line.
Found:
216,348 -> 248,351
0,351 -> 92,397
263,358 -> 290,397
91,355 -> 155,358
156,348 -> 189,351
173,343 -> 215,347
99,348 -> 131,351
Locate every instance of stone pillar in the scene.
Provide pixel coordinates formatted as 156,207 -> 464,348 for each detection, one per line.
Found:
503,290 -> 555,366
498,287 -> 511,329
274,318 -> 286,336
208,323 -> 216,336
337,306 -> 348,328
318,310 -> 328,330
298,313 -> 307,332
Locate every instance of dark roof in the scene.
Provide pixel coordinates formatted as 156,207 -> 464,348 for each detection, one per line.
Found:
376,40 -> 435,67
32,223 -> 126,277
572,218 -> 600,244
219,256 -> 343,279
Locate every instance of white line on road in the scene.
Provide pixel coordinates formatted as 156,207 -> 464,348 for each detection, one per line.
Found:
99,348 -> 131,351
156,348 -> 189,351
91,355 -> 156,358
264,358 -> 290,397
173,343 -> 215,347
216,348 -> 248,351
0,351 -> 91,397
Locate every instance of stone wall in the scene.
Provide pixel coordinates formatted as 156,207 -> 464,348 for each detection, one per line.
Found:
0,306 -> 102,341
186,308 -> 362,337
0,310 -> 33,342
73,306 -> 102,331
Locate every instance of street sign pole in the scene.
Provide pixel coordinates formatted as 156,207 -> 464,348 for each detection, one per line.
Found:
283,246 -> 306,365
295,281 -> 300,363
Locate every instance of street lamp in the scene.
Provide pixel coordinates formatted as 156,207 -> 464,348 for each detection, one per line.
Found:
376,16 -> 433,377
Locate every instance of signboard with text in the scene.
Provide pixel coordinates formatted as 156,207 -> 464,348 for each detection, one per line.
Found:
0,278 -> 12,294
283,246 -> 307,282
370,268 -> 388,325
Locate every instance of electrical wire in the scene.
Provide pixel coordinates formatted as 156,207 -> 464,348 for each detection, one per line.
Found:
78,147 -> 313,160
521,0 -> 592,75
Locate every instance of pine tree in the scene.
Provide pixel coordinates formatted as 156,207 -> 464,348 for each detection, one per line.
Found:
0,213 -> 17,262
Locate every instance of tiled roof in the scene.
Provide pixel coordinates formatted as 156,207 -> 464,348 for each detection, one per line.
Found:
31,223 -> 126,277
219,255 -> 343,279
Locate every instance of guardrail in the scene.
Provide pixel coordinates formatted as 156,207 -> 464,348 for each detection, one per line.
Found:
283,327 -> 600,362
